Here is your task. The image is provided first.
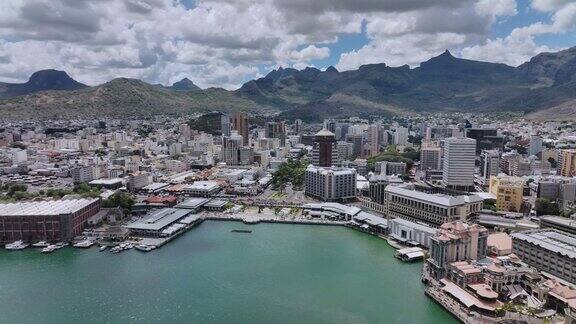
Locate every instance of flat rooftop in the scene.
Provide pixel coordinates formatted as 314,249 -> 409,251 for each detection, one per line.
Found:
0,198 -> 99,217
125,208 -> 192,231
385,185 -> 483,207
512,229 -> 576,259
541,216 -> 576,230
176,198 -> 211,210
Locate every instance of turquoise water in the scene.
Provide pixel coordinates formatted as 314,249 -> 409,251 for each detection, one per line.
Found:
0,221 -> 457,323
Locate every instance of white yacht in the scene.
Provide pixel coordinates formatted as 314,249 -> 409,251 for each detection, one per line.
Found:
41,245 -> 58,253
5,240 -> 29,250
32,241 -> 49,248
73,240 -> 95,248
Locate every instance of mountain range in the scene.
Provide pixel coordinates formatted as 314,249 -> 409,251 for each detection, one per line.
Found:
1,46 -> 575,121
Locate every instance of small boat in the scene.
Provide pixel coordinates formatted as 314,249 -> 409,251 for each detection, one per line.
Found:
231,229 -> 252,233
99,246 -> 108,252
5,240 -> 29,250
41,245 -> 58,253
110,246 -> 123,254
73,240 -> 95,248
32,241 -> 49,248
135,244 -> 155,252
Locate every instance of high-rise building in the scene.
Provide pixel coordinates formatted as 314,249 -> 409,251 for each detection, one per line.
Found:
346,134 -> 363,158
420,144 -> 442,171
294,119 -> 303,135
312,129 -> 337,167
337,141 -> 353,163
529,135 -> 543,157
232,112 -> 249,146
221,115 -> 231,137
560,149 -> 576,177
427,222 -> 488,279
443,137 -> 476,190
304,165 -> 356,202
367,124 -> 380,157
480,150 -> 500,180
221,132 -> 253,166
394,127 -> 409,146
265,121 -> 286,146
464,128 -> 503,154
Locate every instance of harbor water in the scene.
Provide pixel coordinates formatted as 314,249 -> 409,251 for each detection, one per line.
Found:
0,221 -> 457,323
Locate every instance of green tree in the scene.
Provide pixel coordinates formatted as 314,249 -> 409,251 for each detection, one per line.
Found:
535,198 -> 560,216
102,192 -> 135,210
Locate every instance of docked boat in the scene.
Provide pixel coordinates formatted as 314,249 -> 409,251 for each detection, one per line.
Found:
32,241 -> 50,248
41,245 -> 58,253
99,245 -> 108,252
5,240 -> 29,250
110,246 -> 123,254
135,244 -> 155,252
73,240 -> 95,248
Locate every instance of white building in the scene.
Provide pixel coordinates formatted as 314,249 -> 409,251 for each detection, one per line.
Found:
384,185 -> 484,227
394,127 -> 409,146
305,165 -> 356,202
443,137 -> 476,190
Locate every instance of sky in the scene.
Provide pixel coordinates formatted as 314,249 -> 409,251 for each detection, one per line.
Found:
0,0 -> 574,90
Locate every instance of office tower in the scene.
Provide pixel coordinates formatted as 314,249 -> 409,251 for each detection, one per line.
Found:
221,132 -> 252,166
232,112 -> 249,146
347,134 -> 363,158
443,137 -> 476,190
464,128 -> 503,154
394,127 -> 408,146
337,141 -> 353,163
221,115 -> 231,137
312,129 -> 337,167
529,135 -> 542,157
304,165 -> 356,202
424,126 -> 432,143
266,121 -> 286,146
480,150 -> 500,180
294,119 -> 303,135
324,119 -> 337,133
560,149 -> 576,177
367,124 -> 380,157
420,144 -> 442,171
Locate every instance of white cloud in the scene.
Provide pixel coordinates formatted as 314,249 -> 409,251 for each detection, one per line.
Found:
461,1 -> 575,66
475,0 -> 517,17
0,0 -> 572,89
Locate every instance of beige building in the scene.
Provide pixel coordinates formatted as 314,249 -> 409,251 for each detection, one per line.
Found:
489,176 -> 524,212
560,149 -> 576,177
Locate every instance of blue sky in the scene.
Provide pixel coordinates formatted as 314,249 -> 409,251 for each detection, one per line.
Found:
0,0 -> 574,89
